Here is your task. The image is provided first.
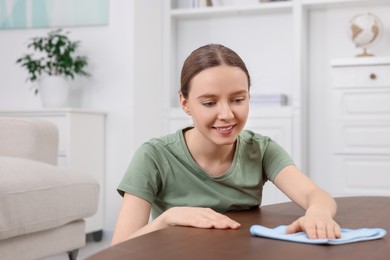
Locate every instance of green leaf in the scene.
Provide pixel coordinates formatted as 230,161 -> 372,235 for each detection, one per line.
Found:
16,28 -> 90,85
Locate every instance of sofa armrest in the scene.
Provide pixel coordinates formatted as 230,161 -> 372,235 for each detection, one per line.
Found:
0,117 -> 58,165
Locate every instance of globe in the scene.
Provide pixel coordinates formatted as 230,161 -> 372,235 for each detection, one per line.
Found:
348,13 -> 383,57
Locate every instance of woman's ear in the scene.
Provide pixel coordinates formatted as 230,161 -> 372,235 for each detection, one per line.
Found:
179,92 -> 191,116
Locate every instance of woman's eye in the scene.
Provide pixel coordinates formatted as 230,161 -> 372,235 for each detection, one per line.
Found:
232,98 -> 245,103
202,101 -> 215,107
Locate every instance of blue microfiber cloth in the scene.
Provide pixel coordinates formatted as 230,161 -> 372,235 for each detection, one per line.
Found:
250,225 -> 387,245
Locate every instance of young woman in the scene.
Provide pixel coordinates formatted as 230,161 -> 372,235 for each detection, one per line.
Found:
111,44 -> 341,245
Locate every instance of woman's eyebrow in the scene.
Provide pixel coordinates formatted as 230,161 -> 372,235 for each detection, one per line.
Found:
197,90 -> 248,100
196,94 -> 217,100
231,90 -> 249,95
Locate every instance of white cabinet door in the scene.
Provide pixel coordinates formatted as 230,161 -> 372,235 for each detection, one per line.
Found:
330,155 -> 390,197
327,57 -> 390,197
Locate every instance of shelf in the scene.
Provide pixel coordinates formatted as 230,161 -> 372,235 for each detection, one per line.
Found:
249,106 -> 293,118
170,2 -> 293,19
331,56 -> 390,67
301,0 -> 389,9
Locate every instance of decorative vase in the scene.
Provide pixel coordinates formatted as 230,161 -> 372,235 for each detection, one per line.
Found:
39,76 -> 69,108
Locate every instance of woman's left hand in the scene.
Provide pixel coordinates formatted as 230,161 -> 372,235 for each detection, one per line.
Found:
286,207 -> 341,239
273,165 -> 341,240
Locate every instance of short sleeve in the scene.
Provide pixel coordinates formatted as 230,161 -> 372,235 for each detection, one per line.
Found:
117,143 -> 162,203
262,139 -> 295,182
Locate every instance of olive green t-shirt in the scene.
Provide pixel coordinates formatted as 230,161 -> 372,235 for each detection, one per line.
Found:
117,128 -> 294,219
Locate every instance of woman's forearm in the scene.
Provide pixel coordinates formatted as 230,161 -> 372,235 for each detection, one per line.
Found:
123,212 -> 172,241
305,188 -> 337,217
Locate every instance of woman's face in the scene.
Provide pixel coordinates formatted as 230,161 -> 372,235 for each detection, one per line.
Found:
180,65 -> 250,147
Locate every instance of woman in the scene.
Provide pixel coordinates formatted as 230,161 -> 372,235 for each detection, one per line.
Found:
112,44 -> 341,245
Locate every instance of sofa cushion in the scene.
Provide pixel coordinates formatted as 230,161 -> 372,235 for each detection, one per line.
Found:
0,157 -> 99,240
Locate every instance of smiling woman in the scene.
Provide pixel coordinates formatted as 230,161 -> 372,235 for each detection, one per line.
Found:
0,0 -> 108,29
111,44 -> 341,246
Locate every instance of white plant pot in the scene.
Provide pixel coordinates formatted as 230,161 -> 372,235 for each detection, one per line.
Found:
39,76 -> 69,108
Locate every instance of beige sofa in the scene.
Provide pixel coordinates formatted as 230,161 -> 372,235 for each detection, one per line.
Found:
0,117 -> 99,260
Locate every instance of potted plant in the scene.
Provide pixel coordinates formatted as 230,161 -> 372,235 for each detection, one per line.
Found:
16,28 -> 90,107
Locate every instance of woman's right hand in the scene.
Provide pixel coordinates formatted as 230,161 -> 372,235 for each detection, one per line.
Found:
161,206 -> 241,230
112,193 -> 240,245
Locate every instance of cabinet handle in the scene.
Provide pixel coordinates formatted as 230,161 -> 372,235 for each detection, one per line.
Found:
370,73 -> 377,80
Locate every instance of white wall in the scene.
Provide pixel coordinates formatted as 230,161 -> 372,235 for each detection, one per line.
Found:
133,0 -> 164,150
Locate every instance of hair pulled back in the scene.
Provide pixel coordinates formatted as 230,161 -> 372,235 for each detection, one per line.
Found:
180,44 -> 251,99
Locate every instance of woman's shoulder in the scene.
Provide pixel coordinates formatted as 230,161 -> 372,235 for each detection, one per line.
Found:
143,128 -> 186,150
239,129 -> 271,144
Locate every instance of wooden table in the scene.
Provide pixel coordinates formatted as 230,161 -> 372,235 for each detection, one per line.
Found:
88,197 -> 389,260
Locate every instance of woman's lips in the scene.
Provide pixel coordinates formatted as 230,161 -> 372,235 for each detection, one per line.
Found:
214,125 -> 235,135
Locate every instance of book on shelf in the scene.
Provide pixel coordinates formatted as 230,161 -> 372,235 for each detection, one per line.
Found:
250,93 -> 288,106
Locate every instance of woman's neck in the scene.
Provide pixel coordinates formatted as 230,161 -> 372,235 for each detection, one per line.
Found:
184,128 -> 236,177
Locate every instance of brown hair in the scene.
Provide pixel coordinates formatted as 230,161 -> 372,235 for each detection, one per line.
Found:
180,44 -> 251,99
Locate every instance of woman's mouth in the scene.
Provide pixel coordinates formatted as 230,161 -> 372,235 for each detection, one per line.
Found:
214,125 -> 235,135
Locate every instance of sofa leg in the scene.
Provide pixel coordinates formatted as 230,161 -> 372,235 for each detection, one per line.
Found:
67,249 -> 79,260
92,230 -> 104,242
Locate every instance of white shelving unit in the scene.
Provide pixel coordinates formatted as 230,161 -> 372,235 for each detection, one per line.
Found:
162,0 -> 388,204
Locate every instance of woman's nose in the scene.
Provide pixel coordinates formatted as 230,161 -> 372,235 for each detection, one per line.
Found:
217,103 -> 234,120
